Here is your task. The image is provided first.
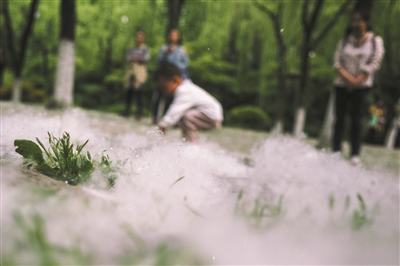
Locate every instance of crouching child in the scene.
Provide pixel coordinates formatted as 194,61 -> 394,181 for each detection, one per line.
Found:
155,62 -> 223,142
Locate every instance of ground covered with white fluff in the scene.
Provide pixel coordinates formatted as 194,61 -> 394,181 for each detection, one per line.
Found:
1,102 -> 399,265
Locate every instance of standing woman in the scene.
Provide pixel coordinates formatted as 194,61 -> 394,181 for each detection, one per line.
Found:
152,29 -> 190,124
332,10 -> 385,165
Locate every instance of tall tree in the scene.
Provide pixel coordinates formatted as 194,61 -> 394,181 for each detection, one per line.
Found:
293,0 -> 352,136
253,1 -> 287,133
383,0 -> 399,148
1,0 -> 40,102
0,45 -> 6,88
166,0 -> 185,36
50,0 -> 76,108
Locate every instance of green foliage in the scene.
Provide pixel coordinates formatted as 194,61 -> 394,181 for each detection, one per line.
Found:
14,132 -> 126,188
120,224 -> 205,265
9,211 -> 204,265
14,132 -> 94,186
351,194 -> 373,231
183,203 -> 204,218
14,139 -> 45,165
10,211 -> 93,265
170,176 -> 185,188
330,193 -> 375,231
226,105 -> 271,130
235,189 -> 284,229
96,153 -> 123,189
153,243 -> 204,266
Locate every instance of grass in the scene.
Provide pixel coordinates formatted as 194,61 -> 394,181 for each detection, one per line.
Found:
329,193 -> 376,231
170,176 -> 185,188
14,132 -> 124,187
14,132 -> 94,185
37,132 -> 94,185
8,211 -> 93,266
7,212 -> 206,266
351,193 -> 375,231
235,189 -> 284,229
203,127 -> 399,176
96,152 -> 124,189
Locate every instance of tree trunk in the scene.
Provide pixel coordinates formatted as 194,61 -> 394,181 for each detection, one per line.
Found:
51,0 -> 76,108
295,38 -> 311,136
294,0 -> 324,135
0,48 -> 5,87
293,107 -> 307,137
272,119 -> 284,135
104,36 -> 113,75
2,0 -> 40,102
317,90 -> 335,148
294,0 -> 351,136
53,40 -> 75,107
11,78 -> 22,103
253,2 -> 287,134
383,0 -> 395,77
384,117 -> 399,149
166,0 -> 185,37
274,4 -> 287,134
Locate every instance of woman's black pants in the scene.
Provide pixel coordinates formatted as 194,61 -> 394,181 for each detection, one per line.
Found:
332,87 -> 369,156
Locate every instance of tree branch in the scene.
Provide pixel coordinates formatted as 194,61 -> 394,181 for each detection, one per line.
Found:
253,1 -> 276,20
311,0 -> 353,49
253,1 -> 284,49
18,0 -> 40,75
1,0 -> 17,71
308,0 -> 324,33
301,0 -> 310,32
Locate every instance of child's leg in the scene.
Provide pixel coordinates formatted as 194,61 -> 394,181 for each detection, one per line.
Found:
179,109 -> 218,142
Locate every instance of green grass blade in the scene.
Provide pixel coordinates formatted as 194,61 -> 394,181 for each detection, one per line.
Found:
170,176 -> 185,188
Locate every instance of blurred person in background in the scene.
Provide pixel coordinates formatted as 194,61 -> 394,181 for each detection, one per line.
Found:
122,30 -> 150,120
152,29 -> 190,124
332,10 -> 385,165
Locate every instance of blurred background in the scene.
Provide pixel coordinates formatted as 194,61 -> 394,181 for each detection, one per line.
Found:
1,0 -> 399,145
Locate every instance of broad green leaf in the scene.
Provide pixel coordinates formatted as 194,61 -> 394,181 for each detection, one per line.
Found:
14,139 -> 45,165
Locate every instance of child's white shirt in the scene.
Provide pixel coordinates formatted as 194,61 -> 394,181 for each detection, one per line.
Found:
159,80 -> 223,128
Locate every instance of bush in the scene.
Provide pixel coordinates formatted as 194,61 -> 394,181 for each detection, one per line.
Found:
225,105 -> 271,130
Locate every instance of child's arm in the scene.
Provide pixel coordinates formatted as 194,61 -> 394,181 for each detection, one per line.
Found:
158,126 -> 167,135
158,93 -> 193,129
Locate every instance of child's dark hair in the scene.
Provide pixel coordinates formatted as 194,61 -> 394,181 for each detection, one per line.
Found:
154,62 -> 182,80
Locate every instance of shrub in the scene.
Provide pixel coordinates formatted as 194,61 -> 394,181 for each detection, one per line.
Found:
225,105 -> 271,130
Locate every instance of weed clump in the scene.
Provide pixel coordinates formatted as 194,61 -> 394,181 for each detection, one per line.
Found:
96,153 -> 124,189
14,132 -> 119,187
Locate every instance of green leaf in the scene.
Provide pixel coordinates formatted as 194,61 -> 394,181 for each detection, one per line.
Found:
170,176 -> 185,188
14,139 -> 45,165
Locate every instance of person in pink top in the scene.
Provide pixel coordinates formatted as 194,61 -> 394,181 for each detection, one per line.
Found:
155,62 -> 223,143
332,10 -> 385,165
